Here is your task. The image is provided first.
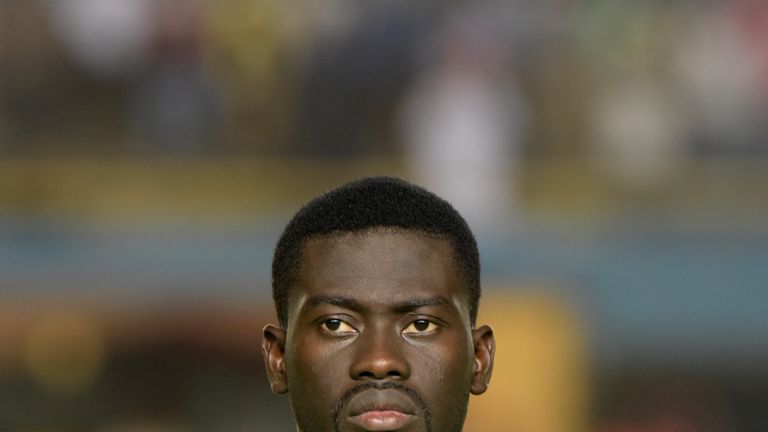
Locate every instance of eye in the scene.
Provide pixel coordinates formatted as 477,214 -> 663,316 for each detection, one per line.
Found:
320,318 -> 357,335
402,319 -> 439,335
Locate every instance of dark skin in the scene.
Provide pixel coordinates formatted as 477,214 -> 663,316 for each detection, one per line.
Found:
263,228 -> 495,432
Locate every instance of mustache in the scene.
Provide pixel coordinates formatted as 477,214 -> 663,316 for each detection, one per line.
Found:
332,381 -> 432,432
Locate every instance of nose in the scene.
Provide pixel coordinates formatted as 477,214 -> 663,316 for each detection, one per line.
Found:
349,325 -> 411,381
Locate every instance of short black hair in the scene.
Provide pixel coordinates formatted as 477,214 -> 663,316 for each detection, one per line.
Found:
271,176 -> 480,327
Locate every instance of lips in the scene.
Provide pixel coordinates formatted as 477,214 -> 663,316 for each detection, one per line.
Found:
348,409 -> 416,431
344,389 -> 420,431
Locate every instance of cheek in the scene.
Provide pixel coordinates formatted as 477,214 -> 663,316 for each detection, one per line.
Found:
412,335 -> 475,393
416,342 -> 475,431
285,337 -> 352,429
287,336 -> 349,395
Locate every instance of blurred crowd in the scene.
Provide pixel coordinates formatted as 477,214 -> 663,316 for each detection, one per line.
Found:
3,0 -> 768,158
4,0 -> 768,230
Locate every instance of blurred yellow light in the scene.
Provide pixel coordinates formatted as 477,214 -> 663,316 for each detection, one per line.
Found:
466,290 -> 589,432
23,312 -> 105,397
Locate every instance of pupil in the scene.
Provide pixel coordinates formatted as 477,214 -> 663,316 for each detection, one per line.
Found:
414,320 -> 429,331
326,319 -> 341,331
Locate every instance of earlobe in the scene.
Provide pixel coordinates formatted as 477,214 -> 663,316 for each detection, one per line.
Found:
262,324 -> 289,395
470,325 -> 495,395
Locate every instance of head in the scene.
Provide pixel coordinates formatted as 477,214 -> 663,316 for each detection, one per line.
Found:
262,177 -> 495,432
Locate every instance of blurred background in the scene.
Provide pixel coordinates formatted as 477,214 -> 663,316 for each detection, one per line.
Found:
2,0 -> 768,431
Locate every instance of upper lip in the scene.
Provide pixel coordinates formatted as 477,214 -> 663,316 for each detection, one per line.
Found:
346,388 -> 418,417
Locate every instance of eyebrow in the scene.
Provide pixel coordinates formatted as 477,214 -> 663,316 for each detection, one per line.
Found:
391,296 -> 452,313
304,295 -> 366,312
303,294 -> 452,313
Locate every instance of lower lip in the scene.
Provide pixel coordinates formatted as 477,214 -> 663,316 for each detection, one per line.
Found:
347,410 -> 416,431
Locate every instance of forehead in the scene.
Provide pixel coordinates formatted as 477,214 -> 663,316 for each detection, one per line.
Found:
293,229 -> 465,308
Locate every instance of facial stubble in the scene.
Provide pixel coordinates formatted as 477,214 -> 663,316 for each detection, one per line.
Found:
330,381 -> 433,432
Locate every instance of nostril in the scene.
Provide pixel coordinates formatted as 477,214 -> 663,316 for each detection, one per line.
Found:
349,341 -> 411,380
355,369 -> 402,380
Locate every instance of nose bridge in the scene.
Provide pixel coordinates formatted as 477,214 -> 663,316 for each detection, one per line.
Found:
350,320 -> 410,380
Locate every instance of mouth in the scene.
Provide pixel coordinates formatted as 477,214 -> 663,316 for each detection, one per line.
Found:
347,410 -> 416,431
342,388 -> 420,431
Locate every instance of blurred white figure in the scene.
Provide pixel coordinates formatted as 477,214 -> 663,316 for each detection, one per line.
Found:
674,3 -> 764,150
47,0 -> 152,79
399,5 -> 525,231
591,77 -> 688,191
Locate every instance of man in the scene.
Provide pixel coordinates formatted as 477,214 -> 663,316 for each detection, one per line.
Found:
262,176 -> 495,432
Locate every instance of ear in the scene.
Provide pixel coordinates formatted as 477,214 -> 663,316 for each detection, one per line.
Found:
470,324 -> 495,395
262,324 -> 289,395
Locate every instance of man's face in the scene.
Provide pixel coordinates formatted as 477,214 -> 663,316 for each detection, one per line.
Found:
262,229 -> 495,432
